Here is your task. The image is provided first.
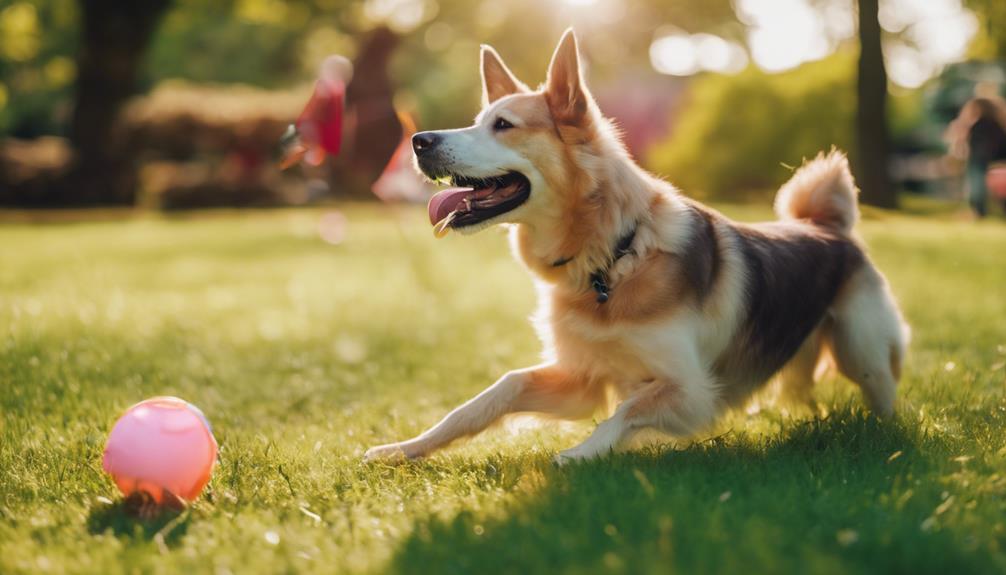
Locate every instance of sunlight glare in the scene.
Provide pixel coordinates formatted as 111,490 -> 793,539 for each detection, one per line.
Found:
880,0 -> 978,87
693,33 -> 748,75
731,0 -> 977,86
885,42 -> 935,89
650,32 -> 747,77
363,0 -> 435,33
737,0 -> 831,73
649,35 -> 699,77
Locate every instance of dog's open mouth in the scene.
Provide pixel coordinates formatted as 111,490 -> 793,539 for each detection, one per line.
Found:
428,172 -> 531,234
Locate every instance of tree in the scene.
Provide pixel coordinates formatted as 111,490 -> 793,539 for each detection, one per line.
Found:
855,0 -> 896,208
68,0 -> 173,205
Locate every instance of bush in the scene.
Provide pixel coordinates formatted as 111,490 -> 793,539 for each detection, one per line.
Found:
645,52 -> 857,200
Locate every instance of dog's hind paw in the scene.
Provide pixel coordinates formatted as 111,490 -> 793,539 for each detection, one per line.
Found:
363,443 -> 410,463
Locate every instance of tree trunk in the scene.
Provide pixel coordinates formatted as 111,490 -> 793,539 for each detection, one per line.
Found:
335,26 -> 403,199
855,0 -> 897,208
67,0 -> 171,206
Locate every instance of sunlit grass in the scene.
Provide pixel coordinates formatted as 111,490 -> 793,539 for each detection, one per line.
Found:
1,205 -> 1004,574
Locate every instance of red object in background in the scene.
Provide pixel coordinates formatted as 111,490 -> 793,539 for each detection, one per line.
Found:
296,77 -> 345,166
279,55 -> 353,170
987,165 -> 1006,199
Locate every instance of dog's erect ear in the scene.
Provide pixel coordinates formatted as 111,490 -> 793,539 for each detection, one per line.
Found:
545,28 -> 589,127
481,45 -> 527,106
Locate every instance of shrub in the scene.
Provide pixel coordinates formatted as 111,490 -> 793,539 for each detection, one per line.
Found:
645,51 -> 857,200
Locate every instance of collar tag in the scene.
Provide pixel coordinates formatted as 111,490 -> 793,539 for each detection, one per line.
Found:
590,274 -> 610,303
590,225 -> 637,305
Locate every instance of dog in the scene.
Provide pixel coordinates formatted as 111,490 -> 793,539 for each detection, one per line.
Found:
364,29 -> 908,464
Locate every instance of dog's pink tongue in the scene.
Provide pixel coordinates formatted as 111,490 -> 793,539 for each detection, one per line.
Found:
428,187 -> 474,225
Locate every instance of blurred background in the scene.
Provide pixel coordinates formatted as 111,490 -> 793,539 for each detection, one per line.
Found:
1,0 -> 1004,212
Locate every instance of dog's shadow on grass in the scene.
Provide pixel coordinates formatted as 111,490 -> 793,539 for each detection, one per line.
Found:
387,409 -> 982,574
86,499 -> 191,549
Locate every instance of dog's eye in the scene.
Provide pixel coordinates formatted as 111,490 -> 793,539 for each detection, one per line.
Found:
493,117 -> 515,131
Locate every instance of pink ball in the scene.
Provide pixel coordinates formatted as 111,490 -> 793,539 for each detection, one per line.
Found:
102,396 -> 218,504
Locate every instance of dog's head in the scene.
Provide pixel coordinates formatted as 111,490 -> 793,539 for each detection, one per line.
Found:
416,29 -> 608,235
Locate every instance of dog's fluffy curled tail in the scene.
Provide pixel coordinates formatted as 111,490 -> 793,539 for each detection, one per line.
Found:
774,150 -> 859,234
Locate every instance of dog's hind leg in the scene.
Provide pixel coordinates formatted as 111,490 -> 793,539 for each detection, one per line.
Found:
776,326 -> 825,411
364,364 -> 599,461
825,268 -> 908,417
555,362 -> 719,464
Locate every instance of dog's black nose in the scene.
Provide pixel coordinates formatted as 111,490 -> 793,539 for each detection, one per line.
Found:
412,131 -> 441,154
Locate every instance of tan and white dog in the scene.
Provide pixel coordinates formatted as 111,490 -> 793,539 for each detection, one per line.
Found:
365,30 -> 908,464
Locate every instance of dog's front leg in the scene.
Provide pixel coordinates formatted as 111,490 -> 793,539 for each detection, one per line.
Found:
555,370 -> 720,465
364,363 -> 586,462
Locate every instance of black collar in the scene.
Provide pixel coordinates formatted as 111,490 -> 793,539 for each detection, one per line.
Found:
552,224 -> 638,304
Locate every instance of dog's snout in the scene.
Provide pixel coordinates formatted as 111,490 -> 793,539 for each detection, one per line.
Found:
412,131 -> 441,155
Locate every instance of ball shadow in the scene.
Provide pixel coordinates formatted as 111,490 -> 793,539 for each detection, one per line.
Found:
86,498 -> 191,549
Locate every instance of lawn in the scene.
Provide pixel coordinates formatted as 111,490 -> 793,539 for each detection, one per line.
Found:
1,204 -> 1005,574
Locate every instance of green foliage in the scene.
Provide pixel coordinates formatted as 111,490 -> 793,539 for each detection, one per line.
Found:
889,88 -> 925,140
966,0 -> 1006,58
0,0 -> 79,136
646,52 -> 858,199
144,0 -> 358,90
0,0 -> 346,137
1,205 -> 1005,573
392,0 -> 740,130
146,12 -> 298,88
1,0 -> 743,138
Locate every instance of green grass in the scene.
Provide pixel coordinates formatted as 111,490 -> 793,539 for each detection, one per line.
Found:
1,204 -> 1004,574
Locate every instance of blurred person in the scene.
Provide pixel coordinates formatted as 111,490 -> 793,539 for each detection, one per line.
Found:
281,55 -> 353,169
947,94 -> 1006,218
280,28 -> 402,200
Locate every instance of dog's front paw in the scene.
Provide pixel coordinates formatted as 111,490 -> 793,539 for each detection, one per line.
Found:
363,443 -> 411,463
553,446 -> 600,466
552,452 -> 576,467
